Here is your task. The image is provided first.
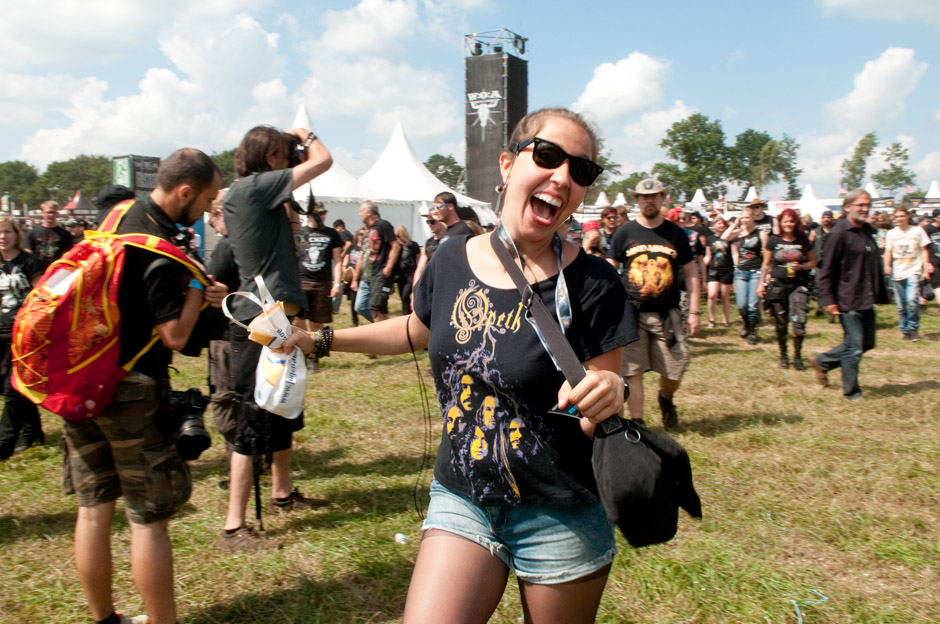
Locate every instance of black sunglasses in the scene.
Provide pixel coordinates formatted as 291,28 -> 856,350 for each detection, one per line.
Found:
512,137 -> 603,187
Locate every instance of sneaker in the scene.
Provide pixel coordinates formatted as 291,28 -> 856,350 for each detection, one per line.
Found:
658,392 -> 679,429
901,332 -> 910,341
218,525 -> 280,552
116,612 -> 148,624
779,356 -> 789,369
707,321 -> 716,329
747,331 -> 758,345
13,438 -> 43,454
217,479 -> 230,490
270,488 -> 330,513
908,330 -> 921,342
809,355 -> 828,387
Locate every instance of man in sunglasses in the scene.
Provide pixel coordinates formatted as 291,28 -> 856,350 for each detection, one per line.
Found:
599,207 -> 619,255
429,191 -> 474,241
607,178 -> 701,429
413,216 -> 447,286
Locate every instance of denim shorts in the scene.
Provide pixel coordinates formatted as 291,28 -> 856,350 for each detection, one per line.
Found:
422,480 -> 617,584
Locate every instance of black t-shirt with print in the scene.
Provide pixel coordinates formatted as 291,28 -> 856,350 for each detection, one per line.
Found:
608,219 -> 693,313
705,233 -> 733,274
414,236 -> 635,507
0,251 -> 43,336
766,235 -> 812,282
734,230 -> 763,271
923,224 -> 940,267
24,225 -> 73,268
297,226 -> 342,282
753,213 -> 774,235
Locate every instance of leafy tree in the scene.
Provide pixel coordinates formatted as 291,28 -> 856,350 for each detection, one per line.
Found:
424,153 -> 463,189
212,149 -> 237,188
840,132 -> 877,190
728,129 -> 773,196
588,148 -> 622,204
871,142 -> 916,199
0,161 -> 40,211
605,171 -> 650,204
27,155 -> 112,208
653,113 -> 728,201
751,140 -> 781,196
777,134 -> 803,200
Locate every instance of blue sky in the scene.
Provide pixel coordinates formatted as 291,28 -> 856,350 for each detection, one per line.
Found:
1,0 -> 937,199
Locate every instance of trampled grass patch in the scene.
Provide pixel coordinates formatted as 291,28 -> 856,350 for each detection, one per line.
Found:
1,301 -> 938,622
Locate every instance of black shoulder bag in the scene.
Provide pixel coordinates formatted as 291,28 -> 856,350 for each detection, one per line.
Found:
490,231 -> 702,547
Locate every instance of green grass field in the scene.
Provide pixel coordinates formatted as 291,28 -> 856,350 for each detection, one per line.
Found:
1,300 -> 938,623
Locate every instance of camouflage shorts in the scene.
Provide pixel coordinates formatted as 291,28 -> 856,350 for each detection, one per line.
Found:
61,373 -> 192,525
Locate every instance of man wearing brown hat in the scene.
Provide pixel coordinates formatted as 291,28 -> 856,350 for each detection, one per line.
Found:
608,178 -> 701,428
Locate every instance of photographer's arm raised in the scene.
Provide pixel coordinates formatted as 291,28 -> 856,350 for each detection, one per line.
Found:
287,128 -> 333,190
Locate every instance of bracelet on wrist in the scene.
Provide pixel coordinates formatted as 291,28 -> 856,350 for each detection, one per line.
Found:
303,134 -> 317,150
311,326 -> 333,359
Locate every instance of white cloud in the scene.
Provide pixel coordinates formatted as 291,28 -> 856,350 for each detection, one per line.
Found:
604,101 -> 696,174
823,47 -> 927,130
912,152 -> 940,185
572,53 -> 670,122
17,13 -> 297,168
933,110 -> 940,125
319,0 -> 418,58
819,0 -> 940,27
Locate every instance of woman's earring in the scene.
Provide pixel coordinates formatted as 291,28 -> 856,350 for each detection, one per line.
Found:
495,183 -> 505,194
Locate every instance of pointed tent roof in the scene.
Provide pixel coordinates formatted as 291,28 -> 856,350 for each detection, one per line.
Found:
691,188 -> 707,203
359,122 -> 487,207
593,191 -> 611,207
744,187 -> 758,202
291,104 -> 317,135
300,161 -> 382,202
795,184 -> 829,221
926,180 -> 940,199
62,190 -> 96,215
865,182 -> 880,199
613,192 -> 628,207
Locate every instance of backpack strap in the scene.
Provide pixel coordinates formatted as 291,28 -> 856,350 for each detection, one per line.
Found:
97,200 -> 136,233
119,233 -> 209,284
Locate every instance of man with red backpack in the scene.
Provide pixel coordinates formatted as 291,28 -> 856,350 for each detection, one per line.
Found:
59,149 -> 227,624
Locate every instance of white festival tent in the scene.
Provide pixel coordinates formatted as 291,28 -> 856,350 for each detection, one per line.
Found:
793,184 -> 830,221
865,182 -> 880,199
593,191 -> 612,207
743,186 -> 758,203
613,192 -> 629,207
690,188 -> 707,204
359,121 -> 496,237
926,180 -> 940,199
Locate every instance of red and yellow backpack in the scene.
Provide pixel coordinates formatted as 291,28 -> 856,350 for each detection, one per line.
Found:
11,200 -> 208,420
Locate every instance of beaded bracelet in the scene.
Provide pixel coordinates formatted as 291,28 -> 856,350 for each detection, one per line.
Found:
311,326 -> 333,359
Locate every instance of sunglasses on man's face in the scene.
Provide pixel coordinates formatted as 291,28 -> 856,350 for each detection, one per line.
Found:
512,137 -> 603,187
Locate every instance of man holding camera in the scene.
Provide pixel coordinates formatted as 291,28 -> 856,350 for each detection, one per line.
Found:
61,149 -> 227,624
221,125 -> 333,551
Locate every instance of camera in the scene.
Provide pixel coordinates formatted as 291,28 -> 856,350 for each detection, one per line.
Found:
160,388 -> 211,461
287,134 -> 309,168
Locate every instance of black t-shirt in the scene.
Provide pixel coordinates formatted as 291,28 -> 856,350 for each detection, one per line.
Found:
923,224 -> 940,266
367,218 -> 397,276
608,219 -> 693,313
424,235 -> 442,263
684,227 -> 704,258
442,220 -> 475,242
115,198 -> 194,378
0,251 -> 43,336
297,226 -> 342,282
753,213 -> 774,235
766,235 -> 812,281
734,230 -> 763,271
397,241 -> 420,279
705,234 -> 732,273
223,169 -> 304,319
24,225 -> 73,268
414,236 -> 635,507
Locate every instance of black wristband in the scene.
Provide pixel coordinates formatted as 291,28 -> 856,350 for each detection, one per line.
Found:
302,134 -> 316,150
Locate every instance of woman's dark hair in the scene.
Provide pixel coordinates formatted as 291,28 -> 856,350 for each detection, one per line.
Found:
234,125 -> 294,177
778,208 -> 809,244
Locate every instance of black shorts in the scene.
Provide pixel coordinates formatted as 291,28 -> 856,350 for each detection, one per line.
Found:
229,325 -> 303,456
300,280 -> 334,324
368,272 -> 392,314
707,268 -> 733,285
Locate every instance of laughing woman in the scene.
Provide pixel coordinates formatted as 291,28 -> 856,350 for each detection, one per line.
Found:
281,108 -> 634,623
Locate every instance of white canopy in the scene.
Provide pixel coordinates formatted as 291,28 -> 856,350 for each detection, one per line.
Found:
744,186 -> 758,202
612,192 -> 628,207
865,182 -> 880,199
593,191 -> 611,207
691,188 -> 707,203
926,180 -> 940,199
795,184 -> 829,221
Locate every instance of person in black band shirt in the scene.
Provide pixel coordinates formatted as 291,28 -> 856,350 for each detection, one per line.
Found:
412,216 -> 446,286
23,200 -> 73,268
279,108 -> 633,623
608,177 -> 701,429
757,208 -> 816,370
703,216 -> 733,327
221,124 -> 333,552
811,189 -> 887,400
62,149 -> 227,624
